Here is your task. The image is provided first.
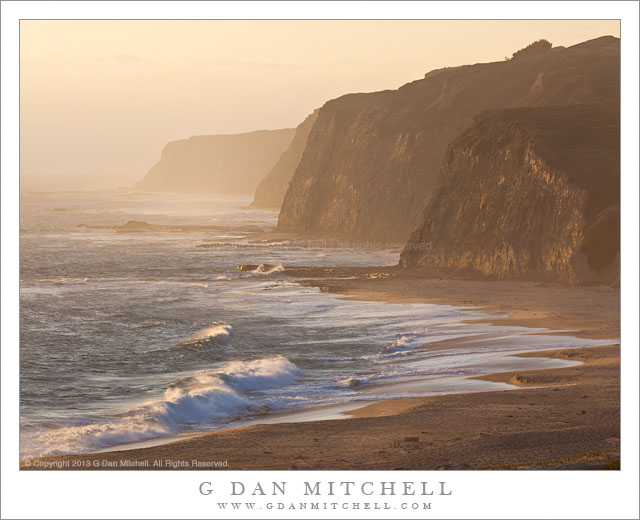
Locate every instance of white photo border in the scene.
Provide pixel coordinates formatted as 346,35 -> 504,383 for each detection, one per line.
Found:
2,2 -> 638,519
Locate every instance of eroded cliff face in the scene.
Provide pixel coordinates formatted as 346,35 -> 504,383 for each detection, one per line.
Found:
400,105 -> 620,284
277,36 -> 619,242
251,110 -> 319,209
136,129 -> 294,194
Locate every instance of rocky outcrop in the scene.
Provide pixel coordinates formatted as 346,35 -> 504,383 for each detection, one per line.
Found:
251,110 -> 319,209
400,105 -> 619,284
277,36 -> 619,242
136,129 -> 294,194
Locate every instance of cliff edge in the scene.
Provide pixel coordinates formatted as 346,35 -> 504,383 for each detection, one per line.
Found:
400,105 -> 620,284
136,129 -> 294,194
277,36 -> 619,243
251,110 -> 319,209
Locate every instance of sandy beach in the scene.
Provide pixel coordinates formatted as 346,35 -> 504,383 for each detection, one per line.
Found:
23,274 -> 620,470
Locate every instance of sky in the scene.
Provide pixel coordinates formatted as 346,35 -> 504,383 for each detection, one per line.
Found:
19,20 -> 620,190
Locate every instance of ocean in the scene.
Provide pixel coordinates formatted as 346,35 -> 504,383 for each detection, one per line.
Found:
19,191 -> 611,459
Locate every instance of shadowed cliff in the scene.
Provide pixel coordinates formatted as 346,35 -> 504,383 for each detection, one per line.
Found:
251,110 -> 319,209
136,129 -> 294,194
400,104 -> 620,284
277,36 -> 619,242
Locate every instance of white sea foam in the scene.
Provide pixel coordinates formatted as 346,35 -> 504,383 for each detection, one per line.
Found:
252,263 -> 284,275
181,323 -> 234,346
337,376 -> 364,389
37,277 -> 91,284
387,335 -> 414,353
20,356 -> 301,458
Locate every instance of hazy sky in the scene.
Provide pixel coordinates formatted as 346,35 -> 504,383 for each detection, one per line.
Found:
20,20 -> 619,190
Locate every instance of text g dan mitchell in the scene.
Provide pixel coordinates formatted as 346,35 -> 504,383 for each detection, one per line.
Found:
199,480 -> 452,497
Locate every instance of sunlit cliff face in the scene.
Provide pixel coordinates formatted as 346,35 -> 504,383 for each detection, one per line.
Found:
19,20 -> 618,191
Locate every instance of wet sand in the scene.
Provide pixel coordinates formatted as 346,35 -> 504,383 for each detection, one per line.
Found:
307,272 -> 620,340
23,275 -> 620,470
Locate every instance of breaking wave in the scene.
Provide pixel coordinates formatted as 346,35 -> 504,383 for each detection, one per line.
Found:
178,323 -> 233,348
20,356 -> 301,458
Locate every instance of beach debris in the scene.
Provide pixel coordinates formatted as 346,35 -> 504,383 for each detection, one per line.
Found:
365,272 -> 390,279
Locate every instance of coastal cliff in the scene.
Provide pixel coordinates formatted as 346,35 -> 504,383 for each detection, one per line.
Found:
251,110 -> 319,209
399,105 -> 620,284
277,36 -> 619,242
136,129 -> 294,194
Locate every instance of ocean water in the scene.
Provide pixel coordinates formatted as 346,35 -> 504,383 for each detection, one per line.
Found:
19,192 -> 612,459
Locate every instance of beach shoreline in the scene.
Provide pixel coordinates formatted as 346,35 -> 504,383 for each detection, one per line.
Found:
22,274 -> 620,470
